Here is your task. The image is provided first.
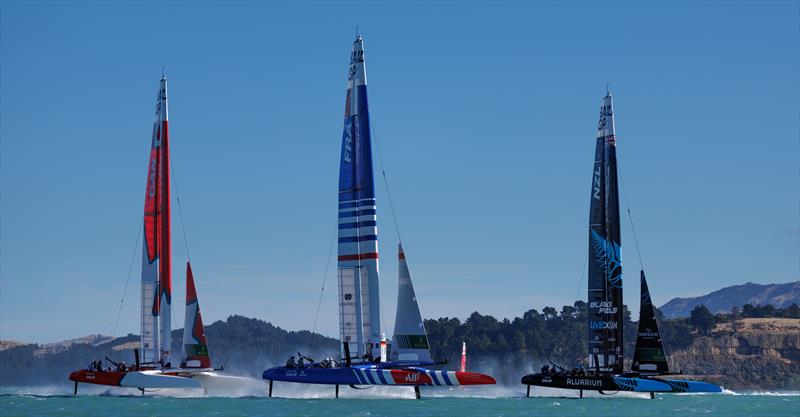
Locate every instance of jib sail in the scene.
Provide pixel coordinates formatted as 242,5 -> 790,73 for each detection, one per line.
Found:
632,270 -> 669,374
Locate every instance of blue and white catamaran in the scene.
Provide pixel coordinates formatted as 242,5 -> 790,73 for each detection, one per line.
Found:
262,36 -> 495,399
520,92 -> 722,398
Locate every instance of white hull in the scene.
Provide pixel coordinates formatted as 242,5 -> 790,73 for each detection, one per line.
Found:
120,371 -> 203,389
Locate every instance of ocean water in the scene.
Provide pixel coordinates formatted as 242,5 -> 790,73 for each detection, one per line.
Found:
1,385 -> 798,417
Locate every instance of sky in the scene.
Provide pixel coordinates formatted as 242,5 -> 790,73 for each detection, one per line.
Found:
1,1 -> 798,344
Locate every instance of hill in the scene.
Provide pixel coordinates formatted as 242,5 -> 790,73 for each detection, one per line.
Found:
3,309 -> 798,390
0,315 -> 338,386
659,281 -> 800,318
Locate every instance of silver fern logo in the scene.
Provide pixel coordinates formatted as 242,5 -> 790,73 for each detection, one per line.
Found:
591,230 -> 622,288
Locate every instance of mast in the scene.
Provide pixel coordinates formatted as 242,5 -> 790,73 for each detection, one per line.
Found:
141,75 -> 172,365
182,262 -> 211,368
587,92 -> 623,374
632,270 -> 669,374
337,35 -> 381,362
390,244 -> 432,363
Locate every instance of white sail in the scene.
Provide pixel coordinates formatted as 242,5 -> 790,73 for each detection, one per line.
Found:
390,244 -> 432,363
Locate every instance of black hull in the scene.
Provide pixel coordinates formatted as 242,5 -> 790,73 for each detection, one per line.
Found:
521,373 -> 618,391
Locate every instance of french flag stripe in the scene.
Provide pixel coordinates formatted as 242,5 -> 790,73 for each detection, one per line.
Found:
441,371 -> 453,385
370,370 -> 383,385
364,369 -> 376,384
429,370 -> 441,386
352,369 -> 364,384
376,370 -> 389,385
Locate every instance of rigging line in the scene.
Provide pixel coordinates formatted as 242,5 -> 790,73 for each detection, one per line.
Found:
312,219 -> 338,334
368,111 -> 393,335
617,160 -> 645,271
112,221 -> 143,338
370,112 -> 402,245
575,252 -> 588,303
169,146 -> 192,262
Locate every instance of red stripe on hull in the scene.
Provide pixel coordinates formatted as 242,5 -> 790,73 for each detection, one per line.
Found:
389,370 -> 433,385
454,371 -> 496,385
338,252 -> 379,261
69,370 -> 125,387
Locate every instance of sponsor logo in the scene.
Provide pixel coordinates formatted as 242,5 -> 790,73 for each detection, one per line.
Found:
638,331 -> 660,337
590,301 -> 618,314
404,372 -> 419,383
590,320 -> 618,330
148,158 -> 157,198
344,123 -> 353,163
597,104 -> 612,131
349,49 -> 365,81
344,293 -> 353,301
593,167 -> 601,200
567,378 -> 603,387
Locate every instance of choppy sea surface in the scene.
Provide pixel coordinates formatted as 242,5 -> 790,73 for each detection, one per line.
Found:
1,384 -> 797,417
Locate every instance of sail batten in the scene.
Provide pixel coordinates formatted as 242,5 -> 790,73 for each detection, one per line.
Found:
587,92 -> 624,374
337,36 -> 381,361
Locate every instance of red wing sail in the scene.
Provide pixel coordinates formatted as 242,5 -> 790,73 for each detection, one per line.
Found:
141,76 -> 172,365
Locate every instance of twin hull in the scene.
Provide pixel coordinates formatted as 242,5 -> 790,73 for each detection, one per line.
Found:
69,369 -> 204,389
263,365 -> 495,386
520,373 -> 722,393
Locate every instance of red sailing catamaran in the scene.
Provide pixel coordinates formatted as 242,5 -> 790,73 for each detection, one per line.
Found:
69,75 -> 215,394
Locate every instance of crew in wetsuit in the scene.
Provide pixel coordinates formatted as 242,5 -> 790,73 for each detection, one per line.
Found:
286,356 -> 296,368
541,365 -> 549,376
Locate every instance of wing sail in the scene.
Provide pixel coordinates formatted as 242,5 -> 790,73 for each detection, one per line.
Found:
587,92 -> 624,374
141,75 -> 172,365
337,36 -> 381,361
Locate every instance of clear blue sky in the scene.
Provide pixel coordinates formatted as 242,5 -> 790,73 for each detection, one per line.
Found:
1,1 -> 798,343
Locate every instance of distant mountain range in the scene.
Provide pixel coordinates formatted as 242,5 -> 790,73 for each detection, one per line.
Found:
659,281 -> 800,318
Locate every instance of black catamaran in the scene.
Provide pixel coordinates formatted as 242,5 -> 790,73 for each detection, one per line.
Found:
521,92 -> 722,398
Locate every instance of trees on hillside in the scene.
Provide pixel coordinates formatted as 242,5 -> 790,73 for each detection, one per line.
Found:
690,305 -> 716,334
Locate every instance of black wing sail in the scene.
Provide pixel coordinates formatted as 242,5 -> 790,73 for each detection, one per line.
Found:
632,270 -> 669,374
587,92 -> 624,374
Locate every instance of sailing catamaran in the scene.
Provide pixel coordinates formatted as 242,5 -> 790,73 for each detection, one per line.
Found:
262,36 -> 496,399
69,76 -> 216,394
520,92 -> 722,398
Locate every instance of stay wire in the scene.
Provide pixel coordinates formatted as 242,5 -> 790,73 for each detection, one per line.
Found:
369,111 -> 396,336
169,148 -> 192,263
112,221 -> 143,338
312,220 -> 338,334
371,112 -> 403,246
618,159 -> 645,271
575,253 -> 588,303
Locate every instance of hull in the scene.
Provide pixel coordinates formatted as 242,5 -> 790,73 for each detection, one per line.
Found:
263,365 -> 495,386
70,369 -> 203,389
521,372 -> 721,393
